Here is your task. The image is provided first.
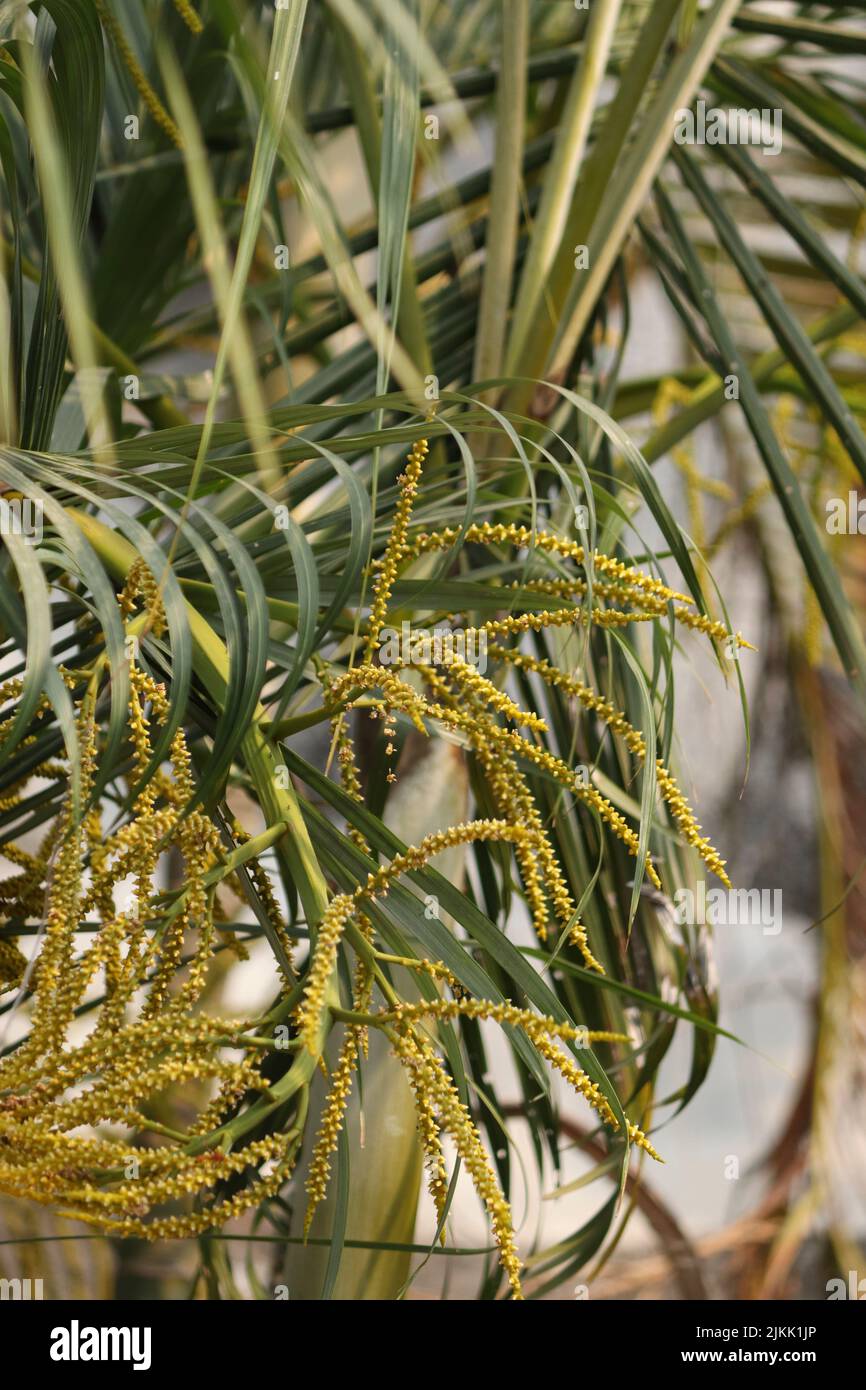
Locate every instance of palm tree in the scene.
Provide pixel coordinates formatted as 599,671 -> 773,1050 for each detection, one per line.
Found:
0,0 -> 863,1300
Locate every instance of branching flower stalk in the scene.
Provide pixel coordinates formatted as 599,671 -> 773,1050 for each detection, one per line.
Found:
0,518 -> 332,1238
0,602 -> 303,1230
292,438 -> 738,1295
0,437 -> 743,1296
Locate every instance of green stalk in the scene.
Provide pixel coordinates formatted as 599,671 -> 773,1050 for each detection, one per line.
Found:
472,0 -> 529,387
506,0 -> 623,372
503,0 -> 715,416
327,8 -> 432,376
547,0 -> 741,383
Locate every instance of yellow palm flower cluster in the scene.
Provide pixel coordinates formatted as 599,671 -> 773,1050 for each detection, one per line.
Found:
487,646 -> 731,886
409,520 -> 753,649
297,821 -> 660,1298
0,435 -> 743,1291
324,474 -> 741,945
366,436 -> 429,658
0,589 -> 300,1235
294,437 -> 744,1294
